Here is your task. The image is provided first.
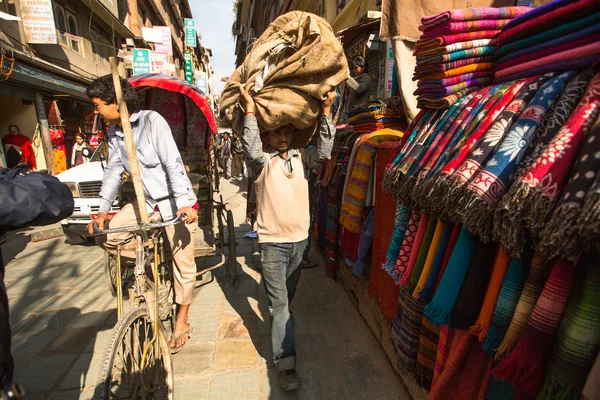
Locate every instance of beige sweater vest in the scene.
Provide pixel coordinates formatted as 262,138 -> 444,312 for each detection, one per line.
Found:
254,152 -> 310,244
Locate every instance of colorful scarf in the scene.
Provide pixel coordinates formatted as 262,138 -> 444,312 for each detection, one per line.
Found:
421,7 -> 531,29
495,252 -> 551,360
396,288 -> 426,373
501,0 -> 583,33
494,55 -> 599,85
399,213 -> 430,287
483,251 -> 531,355
433,325 -> 455,388
494,69 -> 593,257
417,87 -> 479,110
415,77 -> 493,98
418,223 -> 454,301
416,46 -> 497,65
412,220 -> 445,296
382,203 -> 410,279
494,11 -> 600,60
418,71 -> 494,88
349,208 -> 374,275
460,71 -> 575,241
415,33 -> 499,52
406,217 -> 439,292
540,252 -> 600,400
415,316 -> 440,390
417,62 -> 495,81
540,115 -> 600,260
395,211 -> 421,280
449,241 -> 498,330
492,258 -> 577,398
424,228 -> 477,326
415,56 -> 494,78
433,225 -> 461,293
497,0 -> 600,47
421,19 -> 512,39
339,129 -> 404,232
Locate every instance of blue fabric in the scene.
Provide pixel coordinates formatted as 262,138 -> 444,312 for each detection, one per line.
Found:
259,239 -> 308,372
353,208 -> 375,275
382,204 -> 410,278
418,223 -> 454,302
496,19 -> 600,65
424,228 -> 477,326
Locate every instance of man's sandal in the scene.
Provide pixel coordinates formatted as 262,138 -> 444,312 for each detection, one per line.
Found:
169,324 -> 193,354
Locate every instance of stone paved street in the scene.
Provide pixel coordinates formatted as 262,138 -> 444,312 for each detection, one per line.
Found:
2,177 -> 409,399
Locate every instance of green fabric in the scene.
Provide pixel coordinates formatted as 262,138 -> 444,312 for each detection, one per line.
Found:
495,12 -> 600,60
408,218 -> 439,294
540,254 -> 600,400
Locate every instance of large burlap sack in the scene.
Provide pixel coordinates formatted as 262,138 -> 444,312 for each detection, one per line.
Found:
220,11 -> 350,145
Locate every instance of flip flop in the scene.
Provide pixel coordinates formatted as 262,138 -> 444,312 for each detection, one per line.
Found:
300,260 -> 318,269
169,324 -> 193,354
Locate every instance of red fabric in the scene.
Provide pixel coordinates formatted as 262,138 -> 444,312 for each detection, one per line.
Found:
2,133 -> 36,169
429,330 -> 494,400
368,142 -> 401,323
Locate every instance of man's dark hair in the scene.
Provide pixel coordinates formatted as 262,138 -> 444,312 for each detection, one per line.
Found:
86,74 -> 140,113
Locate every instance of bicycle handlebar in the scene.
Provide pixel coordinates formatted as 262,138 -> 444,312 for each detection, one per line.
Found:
92,214 -> 185,235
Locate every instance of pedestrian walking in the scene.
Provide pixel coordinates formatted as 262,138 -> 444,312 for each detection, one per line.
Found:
70,132 -> 90,167
232,132 -> 244,178
221,132 -> 233,179
86,75 -> 199,353
238,82 -> 337,391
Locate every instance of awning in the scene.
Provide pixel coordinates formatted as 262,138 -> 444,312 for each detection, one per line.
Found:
337,18 -> 381,46
85,1 -> 135,39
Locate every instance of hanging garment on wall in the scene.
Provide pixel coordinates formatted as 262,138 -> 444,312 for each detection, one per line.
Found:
50,128 -> 67,174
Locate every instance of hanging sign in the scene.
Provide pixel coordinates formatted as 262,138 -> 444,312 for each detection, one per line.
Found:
184,52 -> 194,84
196,75 -> 207,94
150,52 -> 169,75
132,49 -> 151,75
154,26 -> 173,57
184,18 -> 196,47
141,27 -> 162,43
20,0 -> 57,44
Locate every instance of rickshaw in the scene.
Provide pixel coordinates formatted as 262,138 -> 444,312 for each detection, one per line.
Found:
94,74 -> 236,399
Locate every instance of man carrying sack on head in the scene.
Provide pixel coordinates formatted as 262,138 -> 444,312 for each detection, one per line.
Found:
86,75 -> 198,354
238,82 -> 337,391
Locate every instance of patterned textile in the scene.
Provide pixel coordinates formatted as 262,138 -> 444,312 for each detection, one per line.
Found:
415,56 -> 494,77
494,69 -> 593,256
494,12 -> 600,60
540,114 -> 600,260
350,208 -> 374,275
339,129 -> 404,233
501,0 -> 583,33
496,252 -> 551,360
406,218 -> 439,293
470,247 -> 511,342
418,71 -> 494,87
382,204 -> 411,280
421,19 -> 513,39
492,258 -> 577,398
494,55 -> 599,85
368,141 -> 403,322
449,241 -> 498,330
433,325 -> 455,388
540,252 -> 600,400
396,288 -> 426,373
399,213 -> 430,287
460,71 -> 575,241
414,77 -> 494,98
424,228 -> 477,326
414,316 -> 441,390
415,33 -> 499,52
577,163 -> 600,253
420,7 -> 531,29
412,220 -> 445,297
416,46 -> 497,65
395,211 -> 421,280
417,62 -> 495,81
50,128 -> 67,174
483,251 -> 530,355
417,88 -> 479,110
418,222 -> 454,301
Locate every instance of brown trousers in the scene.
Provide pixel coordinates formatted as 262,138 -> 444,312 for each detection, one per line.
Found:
233,153 -> 244,177
98,203 -> 197,305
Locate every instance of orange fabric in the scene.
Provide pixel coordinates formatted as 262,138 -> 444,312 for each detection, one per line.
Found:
470,247 -> 511,342
418,62 -> 494,80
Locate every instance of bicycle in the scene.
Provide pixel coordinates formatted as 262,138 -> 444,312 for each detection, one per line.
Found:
93,215 -> 185,399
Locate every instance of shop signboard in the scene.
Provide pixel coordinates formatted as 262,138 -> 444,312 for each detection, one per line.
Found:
142,27 -> 163,43
196,75 -> 207,94
154,26 -> 173,57
184,18 -> 196,47
151,52 -> 169,75
132,49 -> 151,75
20,0 -> 57,44
184,52 -> 194,84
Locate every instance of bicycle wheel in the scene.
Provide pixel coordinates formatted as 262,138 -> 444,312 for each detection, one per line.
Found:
96,306 -> 174,400
226,209 -> 237,283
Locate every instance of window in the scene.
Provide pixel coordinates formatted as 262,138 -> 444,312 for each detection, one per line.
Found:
55,5 -> 67,32
54,4 -> 82,55
91,28 -> 112,67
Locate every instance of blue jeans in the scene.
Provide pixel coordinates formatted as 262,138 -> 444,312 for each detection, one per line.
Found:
259,239 -> 308,372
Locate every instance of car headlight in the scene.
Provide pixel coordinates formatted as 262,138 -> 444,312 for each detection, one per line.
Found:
64,182 -> 80,198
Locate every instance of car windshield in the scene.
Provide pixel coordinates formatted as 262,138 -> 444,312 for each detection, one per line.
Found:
90,142 -> 108,162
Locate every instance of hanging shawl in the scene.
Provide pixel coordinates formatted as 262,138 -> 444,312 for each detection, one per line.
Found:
459,71 -> 575,242
492,258 -> 577,398
433,75 -> 549,221
493,69 -> 594,257
382,204 -> 411,280
418,223 -> 454,301
414,316 -> 440,390
395,211 -> 421,281
540,252 -> 600,400
432,325 -> 455,388
577,171 -> 600,253
495,252 -> 551,360
412,220 -> 445,296
540,114 -> 600,260
399,214 -> 431,287
483,250 -> 531,355
405,218 -> 439,293
396,288 -> 426,373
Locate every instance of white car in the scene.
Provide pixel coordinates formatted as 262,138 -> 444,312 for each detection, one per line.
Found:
56,146 -> 123,244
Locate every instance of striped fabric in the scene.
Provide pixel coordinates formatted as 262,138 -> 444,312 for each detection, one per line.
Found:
396,289 -> 426,373
414,316 -> 441,389
433,325 -> 455,388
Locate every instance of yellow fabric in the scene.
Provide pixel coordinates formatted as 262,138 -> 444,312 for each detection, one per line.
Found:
413,220 -> 445,297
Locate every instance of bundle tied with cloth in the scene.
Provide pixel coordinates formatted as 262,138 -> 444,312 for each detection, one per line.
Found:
220,11 -> 350,147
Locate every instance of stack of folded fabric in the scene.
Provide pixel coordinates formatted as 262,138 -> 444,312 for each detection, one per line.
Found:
347,98 -> 407,134
493,0 -> 600,83
414,7 -> 531,110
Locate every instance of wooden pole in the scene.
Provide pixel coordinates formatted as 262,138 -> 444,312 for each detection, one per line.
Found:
34,92 -> 56,175
109,57 -> 149,223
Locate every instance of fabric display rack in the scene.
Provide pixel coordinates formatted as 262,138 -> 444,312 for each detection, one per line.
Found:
313,1 -> 600,399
